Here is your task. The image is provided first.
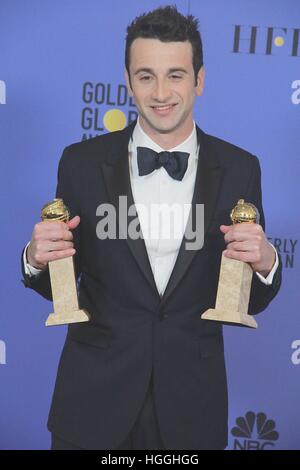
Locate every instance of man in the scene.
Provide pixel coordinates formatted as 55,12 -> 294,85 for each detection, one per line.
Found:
21,6 -> 281,450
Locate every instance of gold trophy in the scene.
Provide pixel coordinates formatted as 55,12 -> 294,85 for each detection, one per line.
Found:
41,198 -> 90,326
201,199 -> 259,328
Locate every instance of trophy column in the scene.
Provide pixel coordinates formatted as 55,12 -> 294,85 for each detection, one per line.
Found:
41,198 -> 90,326
202,253 -> 257,328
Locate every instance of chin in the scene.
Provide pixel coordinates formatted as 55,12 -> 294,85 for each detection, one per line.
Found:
148,119 -> 181,134
156,126 -> 177,134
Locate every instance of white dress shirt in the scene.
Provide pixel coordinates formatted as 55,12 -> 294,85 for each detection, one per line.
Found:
129,119 -> 199,296
24,119 -> 279,295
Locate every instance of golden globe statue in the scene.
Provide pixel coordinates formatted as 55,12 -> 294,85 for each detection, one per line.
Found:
42,198 -> 90,326
201,199 -> 259,328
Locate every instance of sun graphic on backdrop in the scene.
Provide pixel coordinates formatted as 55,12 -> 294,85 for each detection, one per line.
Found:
274,36 -> 285,47
103,109 -> 127,132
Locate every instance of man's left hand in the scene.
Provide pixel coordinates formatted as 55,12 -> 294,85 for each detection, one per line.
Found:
220,224 -> 276,277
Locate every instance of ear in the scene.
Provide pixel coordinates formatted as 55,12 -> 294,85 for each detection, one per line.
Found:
195,66 -> 205,96
125,69 -> 133,97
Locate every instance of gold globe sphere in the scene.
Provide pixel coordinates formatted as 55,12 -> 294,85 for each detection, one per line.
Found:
230,199 -> 259,224
41,198 -> 70,222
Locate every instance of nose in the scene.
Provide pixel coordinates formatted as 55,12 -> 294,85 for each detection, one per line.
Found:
152,78 -> 172,102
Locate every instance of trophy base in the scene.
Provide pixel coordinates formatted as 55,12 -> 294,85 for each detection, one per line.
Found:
201,308 -> 257,329
45,309 -> 90,326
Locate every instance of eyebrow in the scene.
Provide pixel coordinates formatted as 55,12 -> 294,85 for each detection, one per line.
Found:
134,67 -> 188,75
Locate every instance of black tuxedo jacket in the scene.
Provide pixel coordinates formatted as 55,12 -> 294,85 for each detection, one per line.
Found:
22,122 -> 281,450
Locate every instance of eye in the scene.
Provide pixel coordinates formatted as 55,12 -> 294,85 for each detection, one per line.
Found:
139,75 -> 152,81
169,74 -> 183,80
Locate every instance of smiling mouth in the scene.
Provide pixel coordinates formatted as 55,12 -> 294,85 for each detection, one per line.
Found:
150,104 -> 177,113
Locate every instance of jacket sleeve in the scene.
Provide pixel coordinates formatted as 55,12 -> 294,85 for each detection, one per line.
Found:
246,156 -> 282,315
21,145 -> 82,301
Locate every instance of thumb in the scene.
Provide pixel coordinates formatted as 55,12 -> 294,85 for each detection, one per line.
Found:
220,224 -> 231,234
67,215 -> 80,230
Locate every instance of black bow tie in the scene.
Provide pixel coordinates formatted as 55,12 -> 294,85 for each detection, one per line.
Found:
136,147 -> 189,181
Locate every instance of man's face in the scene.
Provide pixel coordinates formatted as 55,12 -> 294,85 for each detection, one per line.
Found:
125,38 -> 204,140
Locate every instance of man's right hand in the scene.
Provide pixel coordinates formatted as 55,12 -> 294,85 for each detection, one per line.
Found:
26,215 -> 80,270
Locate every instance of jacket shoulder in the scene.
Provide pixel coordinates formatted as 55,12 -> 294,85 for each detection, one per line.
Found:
203,131 -> 259,168
61,126 -> 131,163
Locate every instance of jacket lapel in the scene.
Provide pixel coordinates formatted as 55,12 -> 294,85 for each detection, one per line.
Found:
161,126 -> 223,305
100,122 -> 160,298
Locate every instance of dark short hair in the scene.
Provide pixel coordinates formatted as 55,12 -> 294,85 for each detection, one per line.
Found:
125,5 -> 203,85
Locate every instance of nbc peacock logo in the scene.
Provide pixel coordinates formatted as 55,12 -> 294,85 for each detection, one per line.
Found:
231,411 -> 279,450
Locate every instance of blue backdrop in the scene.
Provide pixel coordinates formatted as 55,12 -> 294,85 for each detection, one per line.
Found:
0,0 -> 299,450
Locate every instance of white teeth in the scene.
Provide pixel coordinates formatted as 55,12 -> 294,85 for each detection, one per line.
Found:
153,105 -> 173,109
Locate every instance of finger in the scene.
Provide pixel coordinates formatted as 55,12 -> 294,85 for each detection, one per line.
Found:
226,240 -> 254,252
223,224 -> 262,244
34,248 -> 76,266
220,225 -> 231,234
223,230 -> 249,244
67,215 -> 80,230
38,220 -> 67,231
48,229 -> 74,242
33,225 -> 74,242
47,248 -> 76,262
38,248 -> 76,264
47,241 -> 74,251
223,249 -> 258,264
34,240 -> 74,256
